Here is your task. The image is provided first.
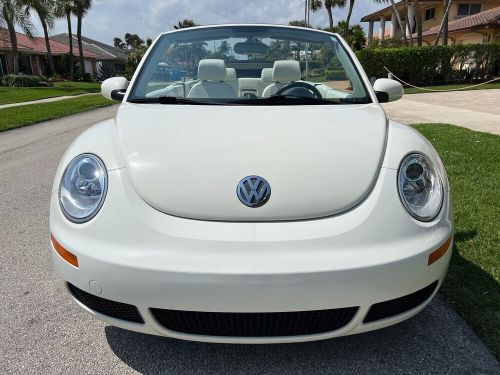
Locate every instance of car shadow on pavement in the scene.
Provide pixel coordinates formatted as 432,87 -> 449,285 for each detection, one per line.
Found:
105,294 -> 498,375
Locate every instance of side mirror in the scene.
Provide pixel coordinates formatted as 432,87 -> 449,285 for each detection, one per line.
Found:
373,78 -> 403,103
101,77 -> 129,101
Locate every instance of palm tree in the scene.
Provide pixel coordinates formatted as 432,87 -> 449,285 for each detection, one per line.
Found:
174,19 -> 197,29
113,37 -> 123,48
375,0 -> 407,46
435,0 -> 452,45
304,0 -> 308,27
26,0 -> 56,76
345,0 -> 356,28
414,0 -> 422,46
73,0 -> 92,77
325,0 -> 346,30
308,0 -> 322,27
1,0 -> 34,74
124,33 -> 143,50
55,0 -> 75,80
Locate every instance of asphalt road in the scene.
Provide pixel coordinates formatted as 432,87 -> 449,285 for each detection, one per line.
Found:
1,106 -> 499,374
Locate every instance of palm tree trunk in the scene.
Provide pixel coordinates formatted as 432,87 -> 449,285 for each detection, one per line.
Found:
435,0 -> 452,45
442,0 -> 449,45
6,20 -> 19,74
77,14 -> 85,76
415,0 -> 423,46
403,0 -> 413,46
346,0 -> 355,28
326,4 -> 334,30
389,0 -> 408,46
41,19 -> 56,76
304,0 -> 308,27
67,11 -> 74,80
307,1 -> 311,27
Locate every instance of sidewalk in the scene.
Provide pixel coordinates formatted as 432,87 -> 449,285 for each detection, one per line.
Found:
382,89 -> 500,135
0,92 -> 99,110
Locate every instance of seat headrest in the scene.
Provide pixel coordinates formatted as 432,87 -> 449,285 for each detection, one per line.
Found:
261,68 -> 273,82
198,59 -> 227,81
226,68 -> 237,82
272,60 -> 301,82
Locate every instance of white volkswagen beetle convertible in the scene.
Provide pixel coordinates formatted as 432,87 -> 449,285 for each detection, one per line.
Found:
50,25 -> 453,343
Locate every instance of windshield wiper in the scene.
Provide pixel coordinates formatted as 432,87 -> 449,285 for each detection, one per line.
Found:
227,95 -> 336,105
128,96 -> 224,105
128,95 -> 364,106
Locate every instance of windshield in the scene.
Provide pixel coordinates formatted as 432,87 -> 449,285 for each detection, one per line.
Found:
128,25 -> 371,105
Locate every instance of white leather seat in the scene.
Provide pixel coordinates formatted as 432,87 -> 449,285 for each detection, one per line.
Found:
188,59 -> 236,99
262,61 -> 301,97
226,68 -> 239,93
258,68 -> 274,97
238,68 -> 274,98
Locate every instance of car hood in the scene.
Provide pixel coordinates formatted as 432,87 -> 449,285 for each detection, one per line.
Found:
116,103 -> 387,221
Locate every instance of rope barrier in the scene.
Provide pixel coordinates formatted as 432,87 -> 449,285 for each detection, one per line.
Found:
383,66 -> 500,92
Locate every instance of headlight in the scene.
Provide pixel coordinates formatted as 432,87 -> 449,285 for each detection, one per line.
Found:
398,153 -> 443,222
59,154 -> 107,223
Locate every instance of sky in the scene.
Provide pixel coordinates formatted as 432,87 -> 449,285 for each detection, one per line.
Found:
28,0 -> 387,46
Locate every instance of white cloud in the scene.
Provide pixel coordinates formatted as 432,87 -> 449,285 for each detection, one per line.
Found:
27,0 -> 385,45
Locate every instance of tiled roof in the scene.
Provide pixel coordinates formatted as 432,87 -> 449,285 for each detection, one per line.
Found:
52,34 -> 127,61
0,27 -> 98,58
421,6 -> 500,37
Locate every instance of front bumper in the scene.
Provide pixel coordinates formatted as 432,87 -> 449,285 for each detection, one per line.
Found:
50,167 -> 453,343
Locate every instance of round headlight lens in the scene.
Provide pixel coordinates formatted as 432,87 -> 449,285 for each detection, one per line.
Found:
398,153 -> 443,221
59,154 -> 107,223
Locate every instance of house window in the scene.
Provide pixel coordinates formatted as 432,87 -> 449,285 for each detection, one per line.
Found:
457,3 -> 481,17
425,7 -> 436,21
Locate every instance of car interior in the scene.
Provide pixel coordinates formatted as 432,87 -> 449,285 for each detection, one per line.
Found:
147,58 -> 354,101
129,26 -> 372,103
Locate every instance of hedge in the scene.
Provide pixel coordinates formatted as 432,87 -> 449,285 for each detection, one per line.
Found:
0,74 -> 51,87
356,44 -> 500,86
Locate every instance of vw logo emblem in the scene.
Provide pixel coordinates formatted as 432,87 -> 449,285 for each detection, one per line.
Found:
237,176 -> 271,208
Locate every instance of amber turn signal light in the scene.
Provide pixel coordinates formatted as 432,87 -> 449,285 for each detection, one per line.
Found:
51,235 -> 78,268
428,236 -> 453,265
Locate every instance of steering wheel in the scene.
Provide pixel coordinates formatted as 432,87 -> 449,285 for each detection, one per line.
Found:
275,81 -> 323,99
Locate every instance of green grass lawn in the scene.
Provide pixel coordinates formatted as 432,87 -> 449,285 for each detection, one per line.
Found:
0,81 -> 101,105
413,124 -> 499,359
0,95 -> 114,132
405,82 -> 500,94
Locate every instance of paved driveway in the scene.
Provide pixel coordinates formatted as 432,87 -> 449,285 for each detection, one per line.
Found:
1,107 -> 499,374
382,89 -> 500,135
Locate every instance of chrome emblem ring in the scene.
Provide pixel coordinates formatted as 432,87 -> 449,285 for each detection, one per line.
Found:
237,176 -> 271,208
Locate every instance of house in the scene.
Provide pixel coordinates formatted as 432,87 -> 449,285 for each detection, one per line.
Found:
0,27 -> 99,77
361,1 -> 500,45
51,34 -> 127,74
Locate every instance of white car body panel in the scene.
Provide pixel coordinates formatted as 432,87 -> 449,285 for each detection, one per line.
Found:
116,103 -> 387,221
50,24 -> 453,344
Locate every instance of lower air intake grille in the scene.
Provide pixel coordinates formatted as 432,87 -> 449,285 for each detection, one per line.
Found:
364,281 -> 438,323
150,307 -> 359,337
68,283 -> 144,324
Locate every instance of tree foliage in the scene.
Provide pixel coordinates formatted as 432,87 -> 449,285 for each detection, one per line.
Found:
174,19 -> 197,29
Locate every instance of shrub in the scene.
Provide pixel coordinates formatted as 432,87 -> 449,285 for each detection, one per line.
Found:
0,74 -> 52,87
114,71 -> 133,81
324,69 -> 346,80
47,74 -> 67,83
356,44 -> 500,86
97,62 -> 115,81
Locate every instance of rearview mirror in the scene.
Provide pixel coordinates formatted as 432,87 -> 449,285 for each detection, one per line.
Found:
373,78 -> 403,103
101,77 -> 129,101
234,41 -> 268,55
